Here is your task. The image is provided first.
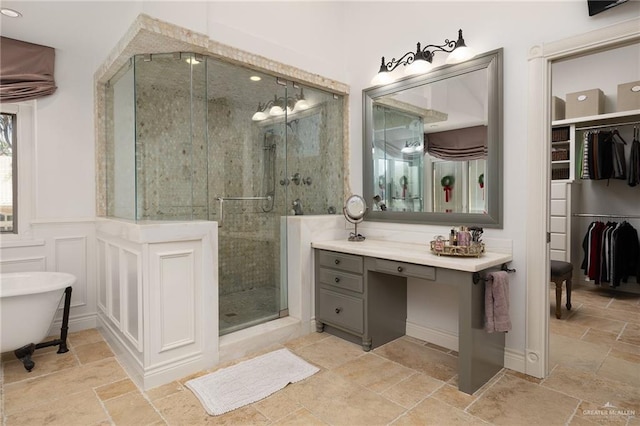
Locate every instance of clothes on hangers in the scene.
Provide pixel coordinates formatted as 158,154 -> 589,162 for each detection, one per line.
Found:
581,220 -> 640,287
629,127 -> 640,187
579,130 -> 628,181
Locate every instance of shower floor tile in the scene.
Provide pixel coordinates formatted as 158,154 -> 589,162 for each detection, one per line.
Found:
219,286 -> 280,334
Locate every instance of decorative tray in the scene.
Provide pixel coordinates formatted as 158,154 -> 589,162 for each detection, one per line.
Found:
429,240 -> 485,257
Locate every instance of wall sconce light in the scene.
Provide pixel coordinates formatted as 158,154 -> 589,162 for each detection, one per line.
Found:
252,88 -> 310,121
371,29 -> 475,86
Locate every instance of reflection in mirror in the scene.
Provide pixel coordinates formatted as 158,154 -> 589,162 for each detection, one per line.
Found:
363,49 -> 502,227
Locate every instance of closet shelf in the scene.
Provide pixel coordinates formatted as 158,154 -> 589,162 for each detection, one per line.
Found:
552,109 -> 640,128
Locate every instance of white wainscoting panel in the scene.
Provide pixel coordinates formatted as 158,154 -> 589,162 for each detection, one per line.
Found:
54,236 -> 87,308
155,248 -> 197,353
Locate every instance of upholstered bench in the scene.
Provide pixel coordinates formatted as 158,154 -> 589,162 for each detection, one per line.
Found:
550,260 -> 573,319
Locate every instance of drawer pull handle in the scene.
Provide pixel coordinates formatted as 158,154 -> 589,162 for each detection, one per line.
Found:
334,259 -> 340,265
335,307 -> 342,314
397,266 -> 403,272
335,277 -> 340,283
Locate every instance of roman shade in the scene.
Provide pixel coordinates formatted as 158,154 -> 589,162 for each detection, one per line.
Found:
1,37 -> 57,102
425,125 -> 488,161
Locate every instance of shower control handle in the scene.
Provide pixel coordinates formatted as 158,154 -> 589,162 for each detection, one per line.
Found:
291,173 -> 301,185
302,177 -> 312,185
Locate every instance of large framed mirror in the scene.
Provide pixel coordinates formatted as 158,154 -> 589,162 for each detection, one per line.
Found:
363,48 -> 503,227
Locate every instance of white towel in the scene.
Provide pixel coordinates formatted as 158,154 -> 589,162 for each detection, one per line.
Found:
484,271 -> 511,333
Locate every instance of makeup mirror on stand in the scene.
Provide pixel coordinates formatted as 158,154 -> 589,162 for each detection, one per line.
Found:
344,195 -> 367,242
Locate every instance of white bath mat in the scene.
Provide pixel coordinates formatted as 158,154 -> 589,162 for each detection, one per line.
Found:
185,348 -> 319,416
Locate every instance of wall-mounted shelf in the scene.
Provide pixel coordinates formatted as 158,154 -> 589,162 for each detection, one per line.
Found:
552,109 -> 640,128
550,109 -> 640,182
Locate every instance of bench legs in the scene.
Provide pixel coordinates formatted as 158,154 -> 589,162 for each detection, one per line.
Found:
552,274 -> 572,319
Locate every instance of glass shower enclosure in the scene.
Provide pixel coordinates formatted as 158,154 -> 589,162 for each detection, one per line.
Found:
105,52 -> 344,335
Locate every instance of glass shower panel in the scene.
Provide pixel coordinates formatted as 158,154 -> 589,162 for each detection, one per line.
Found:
134,53 -> 206,220
105,59 -> 136,220
284,84 -> 344,215
206,58 -> 289,335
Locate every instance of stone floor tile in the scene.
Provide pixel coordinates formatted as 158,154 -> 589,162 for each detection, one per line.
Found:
332,352 -> 414,393
271,407 -> 328,426
468,373 -> 579,425
549,333 -> 610,373
293,335 -> 364,370
96,378 -> 139,401
374,337 -> 458,382
542,365 -> 640,410
5,389 -> 109,425
381,373 -> 443,409
2,350 -> 78,384
104,390 -> 165,425
393,397 -> 487,425
74,340 -> 115,364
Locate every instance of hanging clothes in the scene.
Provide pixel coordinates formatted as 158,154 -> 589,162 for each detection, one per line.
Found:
579,130 -> 624,181
611,221 -> 640,287
611,131 -> 627,180
629,127 -> 640,187
582,220 -> 640,287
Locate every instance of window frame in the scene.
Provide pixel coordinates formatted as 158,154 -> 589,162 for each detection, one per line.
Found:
0,101 -> 35,243
0,110 -> 17,233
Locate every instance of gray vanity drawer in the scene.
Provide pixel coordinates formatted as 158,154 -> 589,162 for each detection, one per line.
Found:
374,259 -> 436,280
317,289 -> 364,333
318,268 -> 364,293
318,250 -> 363,274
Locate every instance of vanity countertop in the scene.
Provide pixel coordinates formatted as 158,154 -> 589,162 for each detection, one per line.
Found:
311,239 -> 512,273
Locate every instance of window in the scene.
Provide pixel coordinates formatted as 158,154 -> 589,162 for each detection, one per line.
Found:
0,111 -> 16,233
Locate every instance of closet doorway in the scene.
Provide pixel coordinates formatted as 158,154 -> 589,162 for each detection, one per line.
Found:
526,17 -> 640,380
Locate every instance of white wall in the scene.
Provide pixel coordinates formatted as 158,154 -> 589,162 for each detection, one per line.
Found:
2,0 -> 639,355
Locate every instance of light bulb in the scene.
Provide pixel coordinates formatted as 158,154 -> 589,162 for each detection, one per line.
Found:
294,99 -> 309,111
446,46 -> 476,64
269,105 -> 284,116
252,111 -> 268,121
405,59 -> 433,75
371,71 -> 395,86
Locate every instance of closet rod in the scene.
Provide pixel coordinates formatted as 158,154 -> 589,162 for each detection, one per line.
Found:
575,120 -> 640,131
573,213 -> 640,219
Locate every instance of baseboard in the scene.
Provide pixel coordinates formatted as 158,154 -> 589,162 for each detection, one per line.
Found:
406,321 -> 458,351
504,346 -> 525,374
48,313 -> 97,336
406,321 -> 527,375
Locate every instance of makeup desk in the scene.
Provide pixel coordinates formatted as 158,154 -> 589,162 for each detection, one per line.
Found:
311,239 -> 513,394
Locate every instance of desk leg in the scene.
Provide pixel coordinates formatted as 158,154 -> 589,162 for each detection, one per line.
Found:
450,269 -> 505,394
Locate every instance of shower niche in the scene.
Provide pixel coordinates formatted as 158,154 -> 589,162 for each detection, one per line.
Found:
102,51 -> 345,339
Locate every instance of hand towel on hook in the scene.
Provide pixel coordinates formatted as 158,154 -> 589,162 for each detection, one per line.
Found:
484,271 -> 512,333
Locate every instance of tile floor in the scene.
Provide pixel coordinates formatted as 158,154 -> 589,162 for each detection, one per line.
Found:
1,282 -> 639,425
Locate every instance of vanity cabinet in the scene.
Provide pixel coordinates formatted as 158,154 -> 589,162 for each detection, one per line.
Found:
313,240 -> 512,395
315,249 -> 408,351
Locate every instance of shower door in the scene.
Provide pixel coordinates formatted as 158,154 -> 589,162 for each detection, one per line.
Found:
206,59 -> 290,335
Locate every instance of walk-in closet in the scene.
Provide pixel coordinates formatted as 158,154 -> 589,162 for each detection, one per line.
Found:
550,42 -> 640,295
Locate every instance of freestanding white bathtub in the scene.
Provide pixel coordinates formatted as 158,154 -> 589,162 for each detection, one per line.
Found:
0,271 -> 75,370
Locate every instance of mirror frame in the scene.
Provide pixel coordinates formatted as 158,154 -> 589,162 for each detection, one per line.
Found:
363,48 -> 503,228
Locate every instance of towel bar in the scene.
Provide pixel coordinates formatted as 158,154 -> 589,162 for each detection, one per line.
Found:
472,263 -> 515,285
